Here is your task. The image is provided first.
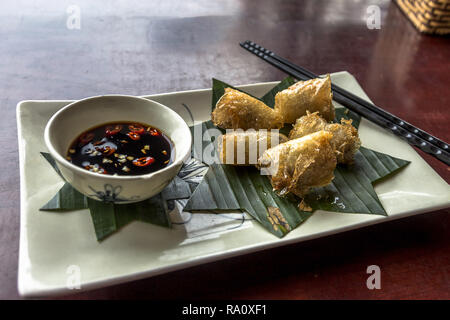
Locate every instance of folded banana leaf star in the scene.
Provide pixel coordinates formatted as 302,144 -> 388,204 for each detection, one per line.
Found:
183,78 -> 410,238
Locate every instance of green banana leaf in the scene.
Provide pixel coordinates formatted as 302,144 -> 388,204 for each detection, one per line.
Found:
87,194 -> 170,241
39,152 -> 199,241
184,162 -> 312,237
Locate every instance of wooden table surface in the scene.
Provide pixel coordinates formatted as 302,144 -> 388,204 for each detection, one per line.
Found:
1,0 -> 449,300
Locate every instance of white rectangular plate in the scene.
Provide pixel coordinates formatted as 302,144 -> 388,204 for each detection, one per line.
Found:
17,71 -> 450,297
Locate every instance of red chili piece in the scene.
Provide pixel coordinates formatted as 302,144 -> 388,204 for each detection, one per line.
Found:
149,128 -> 160,136
132,156 -> 155,167
101,146 -> 116,156
79,132 -> 95,144
128,124 -> 145,134
127,132 -> 141,140
105,125 -> 123,136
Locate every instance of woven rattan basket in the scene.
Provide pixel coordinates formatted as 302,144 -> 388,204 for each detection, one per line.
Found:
396,0 -> 450,35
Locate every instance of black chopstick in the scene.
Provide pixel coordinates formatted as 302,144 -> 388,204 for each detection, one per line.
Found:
240,40 -> 450,166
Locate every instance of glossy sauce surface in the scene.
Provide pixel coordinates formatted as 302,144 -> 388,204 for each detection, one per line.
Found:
67,122 -> 173,175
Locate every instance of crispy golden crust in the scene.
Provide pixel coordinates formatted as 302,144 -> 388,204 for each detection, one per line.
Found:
289,112 -> 361,164
211,88 -> 283,130
288,111 -> 328,139
218,130 -> 288,166
257,131 -> 337,197
274,75 -> 334,123
325,119 -> 361,164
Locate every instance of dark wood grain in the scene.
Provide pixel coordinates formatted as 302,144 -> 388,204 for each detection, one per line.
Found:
0,0 -> 448,300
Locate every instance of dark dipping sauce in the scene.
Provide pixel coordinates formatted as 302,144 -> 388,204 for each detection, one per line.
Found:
67,122 -> 174,176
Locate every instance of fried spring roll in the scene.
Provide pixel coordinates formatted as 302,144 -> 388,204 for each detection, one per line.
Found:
212,88 -> 283,130
257,131 -> 337,197
289,112 -> 361,164
274,75 -> 335,123
218,130 -> 288,166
